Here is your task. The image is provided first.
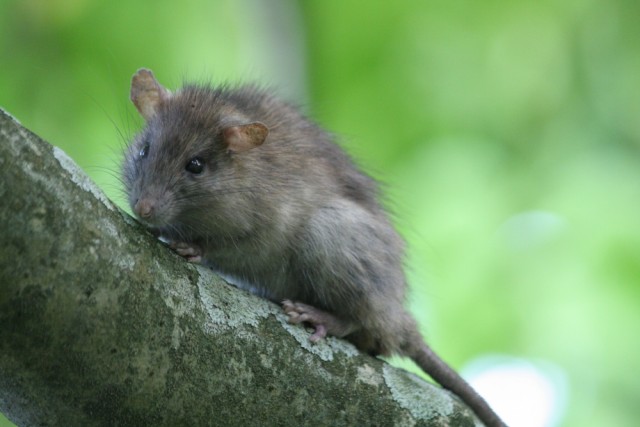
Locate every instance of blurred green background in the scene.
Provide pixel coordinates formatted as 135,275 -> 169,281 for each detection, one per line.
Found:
1,1 -> 639,426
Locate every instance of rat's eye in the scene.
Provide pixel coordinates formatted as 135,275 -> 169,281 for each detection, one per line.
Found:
185,157 -> 205,174
139,143 -> 149,158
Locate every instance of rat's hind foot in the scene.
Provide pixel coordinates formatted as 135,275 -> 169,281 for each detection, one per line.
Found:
169,241 -> 202,263
282,300 -> 357,343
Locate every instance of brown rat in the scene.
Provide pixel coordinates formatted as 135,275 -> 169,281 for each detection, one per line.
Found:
123,68 -> 507,427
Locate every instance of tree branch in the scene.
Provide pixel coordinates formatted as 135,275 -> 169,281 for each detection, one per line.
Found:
0,107 -> 480,426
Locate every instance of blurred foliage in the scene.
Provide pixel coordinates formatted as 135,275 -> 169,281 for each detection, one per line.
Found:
1,1 -> 639,426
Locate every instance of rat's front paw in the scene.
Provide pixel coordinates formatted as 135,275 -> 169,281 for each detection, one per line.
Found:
169,241 -> 202,263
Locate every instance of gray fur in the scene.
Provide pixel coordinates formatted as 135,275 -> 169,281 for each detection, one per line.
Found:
123,69 -> 506,427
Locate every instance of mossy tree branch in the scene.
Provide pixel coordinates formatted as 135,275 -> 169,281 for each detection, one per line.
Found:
0,108 -> 480,426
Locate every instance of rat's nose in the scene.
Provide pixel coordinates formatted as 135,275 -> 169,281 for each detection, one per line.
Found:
134,198 -> 154,219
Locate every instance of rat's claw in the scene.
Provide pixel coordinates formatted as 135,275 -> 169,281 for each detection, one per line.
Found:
169,241 -> 202,263
308,324 -> 327,343
282,299 -> 295,311
285,311 -> 302,322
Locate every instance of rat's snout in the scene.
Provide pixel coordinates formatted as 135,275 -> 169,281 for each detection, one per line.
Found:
130,188 -> 174,226
134,198 -> 155,219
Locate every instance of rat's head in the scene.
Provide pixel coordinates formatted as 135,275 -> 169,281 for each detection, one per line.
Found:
123,68 -> 269,234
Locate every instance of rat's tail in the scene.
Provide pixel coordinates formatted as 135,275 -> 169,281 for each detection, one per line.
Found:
407,341 -> 507,427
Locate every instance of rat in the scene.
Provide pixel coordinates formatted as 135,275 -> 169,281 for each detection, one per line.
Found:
123,68 -> 507,427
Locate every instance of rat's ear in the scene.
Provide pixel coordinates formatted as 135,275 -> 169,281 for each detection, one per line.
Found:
222,122 -> 269,153
130,68 -> 171,121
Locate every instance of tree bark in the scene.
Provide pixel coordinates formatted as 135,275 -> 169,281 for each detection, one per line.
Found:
0,107 -> 480,427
